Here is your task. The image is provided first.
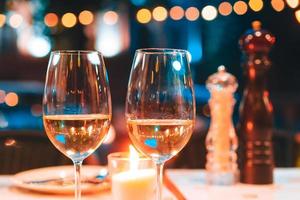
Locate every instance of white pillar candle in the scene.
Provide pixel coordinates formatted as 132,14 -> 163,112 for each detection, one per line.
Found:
112,169 -> 156,200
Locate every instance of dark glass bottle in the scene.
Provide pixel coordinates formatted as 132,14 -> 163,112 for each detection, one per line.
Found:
238,21 -> 275,184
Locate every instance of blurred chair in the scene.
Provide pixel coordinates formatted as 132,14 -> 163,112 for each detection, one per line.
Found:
0,131 -> 71,174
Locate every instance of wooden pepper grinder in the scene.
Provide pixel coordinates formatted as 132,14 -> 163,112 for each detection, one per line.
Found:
238,21 -> 275,184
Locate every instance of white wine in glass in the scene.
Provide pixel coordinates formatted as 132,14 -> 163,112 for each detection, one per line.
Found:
43,114 -> 111,161
43,51 -> 111,200
127,119 -> 194,163
125,48 -> 195,200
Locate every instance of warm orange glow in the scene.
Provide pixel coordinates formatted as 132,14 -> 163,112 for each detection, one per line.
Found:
296,10 -> 300,23
61,12 -> 77,28
129,145 -> 139,171
136,8 -> 152,24
249,67 -> 256,80
44,13 -> 58,27
202,5 -> 218,21
9,14 -> 23,28
170,6 -> 184,20
233,1 -> 248,15
5,92 -> 18,107
79,10 -> 94,25
271,0 -> 285,12
218,2 -> 233,16
103,11 -> 119,25
287,0 -> 299,8
246,121 -> 254,131
0,14 -> 6,27
152,6 -> 168,22
249,0 -> 264,12
185,7 -> 200,21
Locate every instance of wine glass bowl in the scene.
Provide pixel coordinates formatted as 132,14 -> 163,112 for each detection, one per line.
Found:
43,50 -> 111,200
125,48 -> 195,199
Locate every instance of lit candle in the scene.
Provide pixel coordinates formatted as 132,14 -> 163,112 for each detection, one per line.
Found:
111,146 -> 156,200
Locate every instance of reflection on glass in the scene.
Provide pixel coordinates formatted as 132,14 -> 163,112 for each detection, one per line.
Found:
43,50 -> 111,200
125,48 -> 195,200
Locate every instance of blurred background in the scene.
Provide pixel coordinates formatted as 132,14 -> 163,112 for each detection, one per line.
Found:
0,0 -> 300,172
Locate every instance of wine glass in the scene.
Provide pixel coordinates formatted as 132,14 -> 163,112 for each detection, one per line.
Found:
43,50 -> 111,200
125,48 -> 195,200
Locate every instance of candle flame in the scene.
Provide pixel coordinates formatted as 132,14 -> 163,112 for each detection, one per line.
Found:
129,145 -> 139,171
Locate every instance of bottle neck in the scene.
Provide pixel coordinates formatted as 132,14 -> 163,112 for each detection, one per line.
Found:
242,54 -> 270,90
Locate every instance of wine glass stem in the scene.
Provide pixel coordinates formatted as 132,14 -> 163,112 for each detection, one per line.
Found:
156,163 -> 164,200
74,160 -> 83,200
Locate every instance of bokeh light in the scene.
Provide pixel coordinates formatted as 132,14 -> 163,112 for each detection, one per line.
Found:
185,7 -> 200,21
295,10 -> 300,23
28,36 -> 51,57
103,11 -> 119,25
79,10 -> 94,25
0,14 -> 6,27
233,1 -> 248,15
44,13 -> 58,27
170,6 -> 184,20
31,104 -> 42,117
5,92 -> 18,107
202,5 -> 218,21
152,6 -> 168,22
287,0 -> 299,8
218,2 -> 233,16
61,12 -> 77,28
9,14 -> 23,28
136,8 -> 151,23
271,0 -> 285,12
0,90 -> 5,103
249,0 -> 264,12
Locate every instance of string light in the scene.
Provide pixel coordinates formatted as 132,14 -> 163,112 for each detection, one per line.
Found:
9,14 -> 23,28
5,92 -> 18,107
61,12 -> 77,28
295,10 -> 300,23
271,0 -> 285,12
0,14 -> 6,27
249,0 -> 264,12
103,11 -> 119,25
185,7 -> 200,21
44,13 -> 58,27
286,0 -> 299,8
202,5 -> 218,21
152,6 -> 168,22
233,1 -> 248,15
170,6 -> 184,20
79,10 -> 94,25
218,2 -> 233,16
136,8 -> 151,23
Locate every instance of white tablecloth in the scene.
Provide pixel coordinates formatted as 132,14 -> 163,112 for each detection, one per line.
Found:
0,175 -> 175,200
166,168 -> 300,200
1,169 -> 300,199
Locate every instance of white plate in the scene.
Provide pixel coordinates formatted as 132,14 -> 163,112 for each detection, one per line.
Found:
12,165 -> 110,194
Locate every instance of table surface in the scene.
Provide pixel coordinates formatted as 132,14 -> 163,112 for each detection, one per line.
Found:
166,168 -> 300,200
1,168 -> 300,200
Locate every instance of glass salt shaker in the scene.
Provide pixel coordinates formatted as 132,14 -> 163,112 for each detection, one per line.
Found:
205,65 -> 239,185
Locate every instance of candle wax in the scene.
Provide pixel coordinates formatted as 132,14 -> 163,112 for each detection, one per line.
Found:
112,169 -> 156,200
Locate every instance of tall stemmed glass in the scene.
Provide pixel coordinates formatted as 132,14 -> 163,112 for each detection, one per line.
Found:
43,50 -> 111,200
125,48 -> 195,200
